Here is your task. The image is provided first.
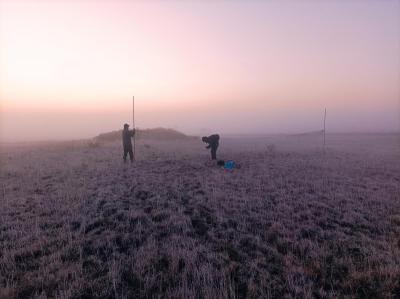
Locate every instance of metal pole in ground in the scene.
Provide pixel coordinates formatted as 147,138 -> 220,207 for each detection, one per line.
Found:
133,96 -> 136,161
323,108 -> 326,151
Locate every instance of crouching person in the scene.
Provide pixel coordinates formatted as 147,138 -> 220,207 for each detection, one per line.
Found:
122,123 -> 135,163
202,134 -> 220,160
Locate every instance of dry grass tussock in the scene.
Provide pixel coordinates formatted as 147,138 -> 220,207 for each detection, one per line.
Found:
0,135 -> 399,298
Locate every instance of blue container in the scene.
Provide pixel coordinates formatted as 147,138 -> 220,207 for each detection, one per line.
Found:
224,160 -> 235,170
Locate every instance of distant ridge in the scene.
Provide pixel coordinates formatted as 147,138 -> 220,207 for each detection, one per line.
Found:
291,130 -> 324,136
95,127 -> 197,142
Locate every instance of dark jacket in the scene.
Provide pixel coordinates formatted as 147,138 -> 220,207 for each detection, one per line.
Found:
203,134 -> 219,149
122,129 -> 135,149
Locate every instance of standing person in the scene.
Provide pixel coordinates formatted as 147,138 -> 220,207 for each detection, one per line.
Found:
122,123 -> 135,163
202,134 -> 220,160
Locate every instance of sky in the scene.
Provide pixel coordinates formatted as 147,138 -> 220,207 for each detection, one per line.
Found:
0,0 -> 399,141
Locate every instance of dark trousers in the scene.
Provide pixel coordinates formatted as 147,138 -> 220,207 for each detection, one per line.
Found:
123,147 -> 133,162
211,147 -> 217,160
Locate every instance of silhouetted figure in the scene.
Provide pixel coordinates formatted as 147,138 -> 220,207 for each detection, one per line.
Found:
122,123 -> 135,163
202,134 -> 220,160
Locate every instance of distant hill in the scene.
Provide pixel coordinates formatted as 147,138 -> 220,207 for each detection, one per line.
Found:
291,130 -> 324,136
94,127 -> 197,142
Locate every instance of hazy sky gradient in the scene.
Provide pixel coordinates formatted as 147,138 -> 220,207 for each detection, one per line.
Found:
1,0 -> 399,141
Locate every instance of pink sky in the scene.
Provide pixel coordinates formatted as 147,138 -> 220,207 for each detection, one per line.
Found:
0,0 -> 399,141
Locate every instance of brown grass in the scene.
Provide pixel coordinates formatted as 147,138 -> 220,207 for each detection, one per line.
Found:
0,134 -> 399,298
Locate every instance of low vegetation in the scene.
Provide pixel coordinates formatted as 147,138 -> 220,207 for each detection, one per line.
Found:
0,134 -> 399,298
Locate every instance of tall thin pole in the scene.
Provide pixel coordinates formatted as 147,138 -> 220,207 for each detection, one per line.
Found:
323,108 -> 326,149
133,96 -> 136,161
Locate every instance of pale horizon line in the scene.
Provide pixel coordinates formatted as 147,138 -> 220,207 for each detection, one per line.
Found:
1,129 -> 399,144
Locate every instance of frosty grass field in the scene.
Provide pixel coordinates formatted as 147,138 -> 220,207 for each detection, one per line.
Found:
0,133 -> 399,298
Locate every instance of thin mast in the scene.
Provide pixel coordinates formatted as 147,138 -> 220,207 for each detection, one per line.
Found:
323,108 -> 326,149
133,96 -> 135,161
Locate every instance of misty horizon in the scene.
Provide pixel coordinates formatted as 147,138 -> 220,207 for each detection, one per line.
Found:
0,124 -> 399,144
1,100 -> 400,142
